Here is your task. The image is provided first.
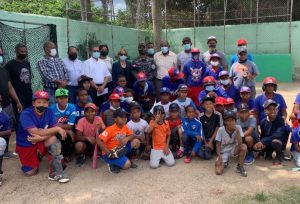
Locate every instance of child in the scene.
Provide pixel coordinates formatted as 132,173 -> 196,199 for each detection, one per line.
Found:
182,105 -> 203,163
254,99 -> 286,165
215,97 -> 226,116
50,89 -> 77,162
166,103 -> 184,158
97,109 -> 140,174
237,86 -> 255,111
162,67 -> 185,101
199,96 -> 222,160
237,103 -> 258,165
215,110 -> 247,177
290,113 -> 300,167
224,98 -> 235,112
0,95 -> 10,186
146,105 -> 175,168
116,74 -> 129,91
78,75 -> 93,102
102,93 -> 123,127
206,53 -> 223,82
216,71 -> 241,102
75,88 -> 89,124
150,87 -> 171,118
127,103 -> 149,157
75,103 -> 106,166
173,84 -> 199,117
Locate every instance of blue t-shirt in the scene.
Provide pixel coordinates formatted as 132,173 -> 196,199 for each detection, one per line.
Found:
162,76 -> 184,95
290,126 -> 300,152
216,85 -> 241,102
75,104 -> 85,124
206,66 -> 223,81
0,112 -> 10,131
183,60 -> 207,86
236,99 -> 255,110
16,107 -> 57,147
230,53 -> 254,66
254,93 -> 287,122
50,103 -> 77,126
133,81 -> 154,96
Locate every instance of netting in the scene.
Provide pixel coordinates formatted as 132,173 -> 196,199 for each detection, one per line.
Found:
0,22 -> 57,92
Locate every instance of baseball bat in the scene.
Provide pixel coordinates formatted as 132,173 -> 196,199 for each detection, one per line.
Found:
92,128 -> 100,169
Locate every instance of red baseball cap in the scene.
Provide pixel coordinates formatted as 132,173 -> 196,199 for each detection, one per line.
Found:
32,90 -> 49,101
137,72 -> 147,82
237,38 -> 247,46
215,97 -> 225,106
225,98 -> 235,105
168,67 -> 184,79
191,48 -> 200,53
109,93 -> 121,100
84,103 -> 98,111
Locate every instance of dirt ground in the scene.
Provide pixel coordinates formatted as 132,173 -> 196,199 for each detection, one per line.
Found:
1,82 -> 300,204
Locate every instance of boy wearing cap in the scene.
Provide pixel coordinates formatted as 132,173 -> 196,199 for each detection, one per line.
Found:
215,110 -> 247,177
237,86 -> 255,111
75,103 -> 106,166
254,99 -> 286,165
174,84 -> 199,117
290,113 -> 300,167
162,67 -> 185,101
150,87 -> 172,118
50,88 -> 77,162
216,71 -> 241,102
229,47 -> 259,99
207,53 -> 224,82
102,93 -> 123,127
224,98 -> 236,112
215,97 -> 226,117
16,90 -> 69,183
237,103 -> 258,165
97,109 -> 140,174
230,38 -> 254,66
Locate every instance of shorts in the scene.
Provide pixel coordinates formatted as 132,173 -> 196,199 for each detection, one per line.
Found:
291,150 -> 300,167
101,155 -> 128,169
16,142 -> 48,173
150,149 -> 175,168
187,86 -> 203,107
221,145 -> 237,163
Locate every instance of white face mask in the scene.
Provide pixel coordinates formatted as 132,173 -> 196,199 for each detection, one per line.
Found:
238,45 -> 247,49
110,106 -> 119,111
125,97 -> 134,103
221,79 -> 230,86
210,61 -> 219,67
205,85 -> 215,92
50,48 -> 57,57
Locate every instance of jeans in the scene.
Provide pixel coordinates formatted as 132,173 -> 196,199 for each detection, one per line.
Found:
183,134 -> 202,157
44,88 -> 56,105
67,86 -> 79,104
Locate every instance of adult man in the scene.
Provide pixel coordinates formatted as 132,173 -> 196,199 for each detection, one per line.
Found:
177,37 -> 192,71
83,45 -> 111,106
230,38 -> 254,66
38,41 -> 69,104
202,36 -> 228,70
146,42 -> 155,58
153,40 -> 177,100
63,46 -> 83,103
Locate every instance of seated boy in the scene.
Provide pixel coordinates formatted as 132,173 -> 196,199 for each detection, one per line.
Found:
75,88 -> 90,124
75,103 -> 106,166
50,89 -> 77,162
146,105 -> 175,168
236,86 -> 255,111
237,103 -> 258,165
102,93 -> 123,127
290,113 -> 300,167
162,67 -> 185,101
215,97 -> 226,117
16,90 -> 69,183
97,109 -> 140,174
182,105 -> 203,163
150,87 -> 171,118
215,110 -> 247,177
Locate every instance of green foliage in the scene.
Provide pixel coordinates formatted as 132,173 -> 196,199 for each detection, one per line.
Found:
77,32 -> 101,60
255,192 -> 268,202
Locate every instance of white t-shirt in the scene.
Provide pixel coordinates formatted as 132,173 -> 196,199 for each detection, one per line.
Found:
83,57 -> 111,84
127,119 -> 149,141
150,101 -> 171,118
63,58 -> 83,86
100,57 -> 113,73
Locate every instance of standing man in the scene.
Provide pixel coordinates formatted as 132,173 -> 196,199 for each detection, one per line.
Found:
38,41 -> 69,104
230,38 -> 254,66
177,37 -> 192,71
146,42 -> 155,58
83,45 -> 111,107
153,40 -> 177,100
63,46 -> 83,104
202,36 -> 228,70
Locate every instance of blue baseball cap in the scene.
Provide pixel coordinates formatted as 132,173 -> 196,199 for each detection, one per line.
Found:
160,87 -> 171,94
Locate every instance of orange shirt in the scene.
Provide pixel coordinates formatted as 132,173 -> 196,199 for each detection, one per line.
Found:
149,120 -> 170,150
99,124 -> 133,154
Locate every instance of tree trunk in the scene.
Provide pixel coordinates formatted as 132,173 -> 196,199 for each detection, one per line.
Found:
101,0 -> 109,23
135,0 -> 146,29
80,0 -> 92,21
152,0 -> 162,50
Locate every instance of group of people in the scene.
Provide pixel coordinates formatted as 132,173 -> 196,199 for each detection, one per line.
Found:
0,35 -> 299,185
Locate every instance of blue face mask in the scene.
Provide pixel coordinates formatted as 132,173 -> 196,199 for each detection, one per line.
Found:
205,85 -> 215,92
147,48 -> 154,55
161,46 -> 169,54
0,56 -> 3,64
183,43 -> 191,51
92,51 -> 100,59
119,55 -> 127,61
221,79 -> 230,86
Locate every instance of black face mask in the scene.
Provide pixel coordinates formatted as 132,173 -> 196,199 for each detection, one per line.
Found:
69,54 -> 77,61
36,106 -> 47,113
18,54 -> 27,60
101,51 -> 108,57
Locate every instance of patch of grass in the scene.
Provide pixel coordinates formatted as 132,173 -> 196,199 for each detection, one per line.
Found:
255,192 -> 268,202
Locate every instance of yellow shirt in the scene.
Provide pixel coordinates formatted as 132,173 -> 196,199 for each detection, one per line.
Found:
154,51 -> 177,79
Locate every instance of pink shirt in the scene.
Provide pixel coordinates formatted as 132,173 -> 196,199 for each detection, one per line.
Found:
76,116 -> 106,137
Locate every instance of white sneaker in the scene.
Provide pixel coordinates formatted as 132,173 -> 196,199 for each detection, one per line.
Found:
48,174 -> 69,183
0,174 -> 3,186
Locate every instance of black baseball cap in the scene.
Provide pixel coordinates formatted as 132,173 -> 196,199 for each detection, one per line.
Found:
223,110 -> 237,120
237,103 -> 249,112
169,103 -> 180,111
201,96 -> 215,104
263,99 -> 278,109
113,109 -> 127,118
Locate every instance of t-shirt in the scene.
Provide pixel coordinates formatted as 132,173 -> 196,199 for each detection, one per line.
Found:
149,120 -> 170,150
290,126 -> 300,152
206,66 -> 223,81
216,84 -> 241,102
0,111 -> 10,131
127,119 -> 149,142
177,50 -> 192,68
215,125 -> 244,154
236,99 -> 255,110
229,60 -> 259,89
0,68 -> 11,108
199,111 -> 221,140
230,53 -> 254,66
75,104 -> 85,123
4,59 -> 33,108
50,103 -> 77,126
237,117 -> 257,137
16,107 -> 57,147
182,60 -> 207,86
76,116 -> 106,137
162,76 -> 184,101
150,101 -> 171,118
99,124 -> 133,154
173,97 -> 197,117
167,118 -> 182,129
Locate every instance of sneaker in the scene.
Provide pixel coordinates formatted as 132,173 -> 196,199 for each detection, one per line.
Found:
130,161 -> 138,168
0,174 -> 3,186
176,149 -> 184,159
244,151 -> 255,165
273,155 -> 282,165
3,151 -> 18,159
224,162 -> 229,168
184,157 -> 191,164
236,164 -> 247,177
283,150 -> 291,161
76,155 -> 85,167
48,174 -> 70,183
107,164 -> 120,174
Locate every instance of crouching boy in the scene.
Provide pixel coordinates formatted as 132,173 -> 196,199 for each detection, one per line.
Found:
290,113 -> 300,167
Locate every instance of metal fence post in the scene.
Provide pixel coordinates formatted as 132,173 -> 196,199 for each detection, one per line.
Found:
256,0 -> 259,53
223,0 -> 227,53
289,0 -> 293,54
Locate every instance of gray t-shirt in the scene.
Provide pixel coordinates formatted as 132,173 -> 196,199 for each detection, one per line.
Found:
202,50 -> 228,69
177,51 -> 191,68
215,125 -> 244,154
237,117 -> 258,138
229,60 -> 259,89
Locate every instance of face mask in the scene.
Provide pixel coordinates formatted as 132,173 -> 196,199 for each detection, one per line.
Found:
0,56 -> 3,64
35,106 -> 47,113
238,45 -> 247,49
210,61 -> 219,67
110,106 -> 119,111
183,44 -> 191,51
147,48 -> 154,55
119,55 -> 127,61
221,79 -> 230,86
161,46 -> 169,54
205,85 -> 215,92
125,96 -> 134,103
120,96 -> 125,102
101,50 -> 108,57
92,51 -> 100,59
69,54 -> 77,61
50,48 -> 57,57
18,53 -> 27,60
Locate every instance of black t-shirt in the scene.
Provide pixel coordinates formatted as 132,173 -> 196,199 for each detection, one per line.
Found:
200,111 -> 221,140
4,60 -> 33,107
0,67 -> 11,108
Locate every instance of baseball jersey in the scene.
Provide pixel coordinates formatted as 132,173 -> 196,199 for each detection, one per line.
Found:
16,107 -> 57,147
198,89 -> 222,104
236,99 -> 255,110
149,120 -> 170,150
216,84 -> 241,102
182,60 -> 207,86
173,97 -> 197,117
50,103 -> 77,126
76,116 -> 106,138
127,119 -> 149,140
0,111 -> 10,132
290,126 -> 300,152
206,66 -> 223,81
162,76 -> 184,101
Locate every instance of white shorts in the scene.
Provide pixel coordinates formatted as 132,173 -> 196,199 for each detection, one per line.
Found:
221,145 -> 238,163
150,149 -> 175,169
292,150 -> 300,167
0,137 -> 7,155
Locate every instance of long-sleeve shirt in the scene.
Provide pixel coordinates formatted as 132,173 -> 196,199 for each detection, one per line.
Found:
112,60 -> 134,88
182,118 -> 203,138
260,115 -> 285,145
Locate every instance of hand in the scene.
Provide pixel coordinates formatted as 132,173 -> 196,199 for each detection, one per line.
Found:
86,136 -> 96,145
119,137 -> 129,146
196,135 -> 202,142
27,133 -> 42,144
247,74 -> 253,80
154,111 -> 162,123
146,145 -> 151,152
163,146 -> 170,155
57,127 -> 67,140
207,140 -> 214,150
254,142 -> 264,151
208,92 -> 217,98
16,102 -> 23,113
97,86 -> 104,93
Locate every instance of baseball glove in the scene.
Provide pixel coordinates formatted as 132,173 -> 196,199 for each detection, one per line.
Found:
107,145 -> 127,159
215,156 -> 224,175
